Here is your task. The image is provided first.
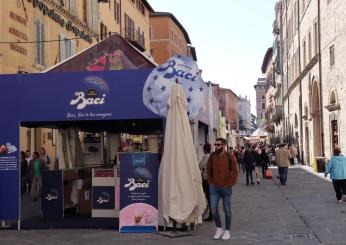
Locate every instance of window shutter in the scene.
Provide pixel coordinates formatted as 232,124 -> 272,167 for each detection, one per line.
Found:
35,19 -> 46,67
59,33 -> 66,61
71,40 -> 76,56
70,0 -> 77,16
92,0 -> 99,32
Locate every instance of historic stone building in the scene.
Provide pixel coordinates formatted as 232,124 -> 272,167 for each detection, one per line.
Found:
254,78 -> 267,129
269,0 -> 346,163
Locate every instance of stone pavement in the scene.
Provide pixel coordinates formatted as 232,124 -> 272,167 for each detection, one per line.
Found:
1,165 -> 346,245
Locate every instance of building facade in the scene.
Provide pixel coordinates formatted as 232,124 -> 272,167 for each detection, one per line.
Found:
0,0 -> 154,157
149,12 -> 196,64
238,95 -> 251,136
254,78 -> 267,129
267,0 -> 346,163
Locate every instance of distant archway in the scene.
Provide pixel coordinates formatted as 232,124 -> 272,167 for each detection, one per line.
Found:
311,81 -> 322,157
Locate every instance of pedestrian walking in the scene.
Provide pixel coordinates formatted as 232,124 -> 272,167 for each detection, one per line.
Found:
20,151 -> 28,195
199,143 -> 213,221
275,143 -> 290,185
29,151 -> 46,201
243,146 -> 255,186
324,147 -> 346,203
207,137 -> 239,240
259,148 -> 269,178
252,146 -> 261,184
39,147 -> 51,170
288,144 -> 295,166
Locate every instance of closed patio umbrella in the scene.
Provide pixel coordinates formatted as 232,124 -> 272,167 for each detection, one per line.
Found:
158,83 -> 206,224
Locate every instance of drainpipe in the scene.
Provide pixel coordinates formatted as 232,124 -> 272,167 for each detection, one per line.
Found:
297,0 -> 304,162
283,0 -> 288,144
119,0 -> 122,36
317,0 -> 325,156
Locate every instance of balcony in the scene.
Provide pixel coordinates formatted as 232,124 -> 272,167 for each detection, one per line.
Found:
123,28 -> 145,52
271,105 -> 282,124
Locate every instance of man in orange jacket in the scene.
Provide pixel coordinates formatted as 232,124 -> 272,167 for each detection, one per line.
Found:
207,137 -> 239,240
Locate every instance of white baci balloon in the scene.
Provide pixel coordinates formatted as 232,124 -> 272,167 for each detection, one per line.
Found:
143,55 -> 206,119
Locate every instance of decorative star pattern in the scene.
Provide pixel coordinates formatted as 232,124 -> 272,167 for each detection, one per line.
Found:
143,55 -> 207,119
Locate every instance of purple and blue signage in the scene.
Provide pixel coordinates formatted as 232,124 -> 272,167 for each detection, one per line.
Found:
0,70 -> 163,222
41,170 -> 63,220
0,75 -> 19,220
119,153 -> 158,233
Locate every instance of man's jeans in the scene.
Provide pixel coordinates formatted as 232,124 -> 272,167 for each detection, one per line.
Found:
278,167 -> 288,185
210,184 -> 232,230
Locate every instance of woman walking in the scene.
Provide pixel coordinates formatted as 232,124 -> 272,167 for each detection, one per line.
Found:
325,147 -> 346,203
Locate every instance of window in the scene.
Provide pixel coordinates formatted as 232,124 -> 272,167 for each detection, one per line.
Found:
124,13 -> 134,39
59,33 -> 74,61
314,20 -> 318,55
100,22 -> 108,40
302,39 -> 306,67
330,45 -> 335,66
136,0 -> 145,15
34,18 -> 46,67
327,0 -> 332,4
308,31 -> 312,61
261,103 -> 265,110
261,95 -> 265,99
114,1 -> 120,24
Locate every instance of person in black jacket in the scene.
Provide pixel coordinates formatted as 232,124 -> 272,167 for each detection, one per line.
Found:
242,146 -> 255,186
259,148 -> 269,178
20,151 -> 28,195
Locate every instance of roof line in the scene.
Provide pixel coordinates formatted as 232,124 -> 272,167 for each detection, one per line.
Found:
150,12 -> 191,44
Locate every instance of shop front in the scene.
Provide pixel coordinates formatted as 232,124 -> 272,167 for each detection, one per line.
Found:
0,70 -> 163,230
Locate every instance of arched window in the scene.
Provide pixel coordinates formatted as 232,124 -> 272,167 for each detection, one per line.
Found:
330,91 -> 336,105
305,105 -> 308,117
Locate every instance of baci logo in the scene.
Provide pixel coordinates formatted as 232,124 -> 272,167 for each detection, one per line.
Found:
124,178 -> 150,191
46,189 -> 59,201
97,192 -> 110,204
70,89 -> 106,110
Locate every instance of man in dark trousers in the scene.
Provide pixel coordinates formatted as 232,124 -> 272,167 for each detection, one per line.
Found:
243,145 -> 255,186
207,137 -> 239,240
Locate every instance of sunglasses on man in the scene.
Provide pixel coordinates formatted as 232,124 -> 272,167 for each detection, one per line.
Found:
214,143 -> 223,146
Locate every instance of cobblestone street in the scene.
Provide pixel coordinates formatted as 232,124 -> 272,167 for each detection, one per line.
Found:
1,165 -> 346,245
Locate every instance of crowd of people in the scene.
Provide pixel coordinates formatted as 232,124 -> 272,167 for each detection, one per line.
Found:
20,147 -> 51,201
198,138 -> 346,240
198,140 -> 298,240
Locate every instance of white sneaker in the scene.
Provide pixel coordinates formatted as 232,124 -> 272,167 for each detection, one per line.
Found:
221,230 -> 231,240
342,195 -> 346,202
213,227 -> 224,240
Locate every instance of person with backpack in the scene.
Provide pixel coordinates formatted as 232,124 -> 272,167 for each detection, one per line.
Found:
206,137 -> 239,240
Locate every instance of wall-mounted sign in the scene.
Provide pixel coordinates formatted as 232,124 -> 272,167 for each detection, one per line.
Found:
29,0 -> 93,43
9,27 -> 28,41
9,43 -> 27,56
9,11 -> 27,26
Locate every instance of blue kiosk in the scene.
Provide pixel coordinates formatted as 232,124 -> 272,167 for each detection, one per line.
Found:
0,70 -> 162,230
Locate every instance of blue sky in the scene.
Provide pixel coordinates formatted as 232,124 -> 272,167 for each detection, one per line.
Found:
148,0 -> 277,113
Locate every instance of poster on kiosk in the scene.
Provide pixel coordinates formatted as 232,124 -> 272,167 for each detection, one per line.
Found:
119,153 -> 158,233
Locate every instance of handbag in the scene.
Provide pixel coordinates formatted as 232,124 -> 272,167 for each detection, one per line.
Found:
265,169 -> 272,179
